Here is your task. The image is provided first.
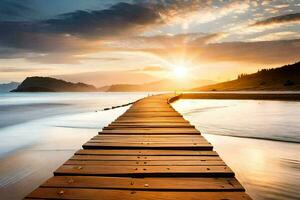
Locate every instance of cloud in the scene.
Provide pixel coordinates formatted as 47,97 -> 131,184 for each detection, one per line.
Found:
141,66 -> 165,71
127,66 -> 166,73
251,13 -> 300,26
0,1 -> 207,41
133,38 -> 300,65
0,0 -> 35,20
199,39 -> 300,64
104,32 -> 226,50
0,66 -> 47,73
0,0 -> 298,67
0,1 -> 210,62
250,31 -> 300,41
55,69 -> 159,87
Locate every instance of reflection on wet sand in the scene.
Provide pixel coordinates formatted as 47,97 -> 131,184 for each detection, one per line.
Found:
205,134 -> 300,200
173,99 -> 300,200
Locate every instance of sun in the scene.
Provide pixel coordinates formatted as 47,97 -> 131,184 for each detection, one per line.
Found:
173,66 -> 188,78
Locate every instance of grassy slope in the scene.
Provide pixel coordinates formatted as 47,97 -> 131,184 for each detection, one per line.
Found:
194,61 -> 300,91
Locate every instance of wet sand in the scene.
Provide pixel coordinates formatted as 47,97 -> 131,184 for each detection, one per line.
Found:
0,148 -> 74,199
205,134 -> 300,200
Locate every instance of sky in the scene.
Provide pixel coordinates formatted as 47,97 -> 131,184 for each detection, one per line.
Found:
0,0 -> 299,86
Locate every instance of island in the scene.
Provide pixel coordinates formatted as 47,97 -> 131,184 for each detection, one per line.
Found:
11,76 -> 97,92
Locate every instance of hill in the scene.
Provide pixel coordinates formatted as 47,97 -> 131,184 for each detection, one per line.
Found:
0,82 -> 19,92
104,79 -> 215,92
194,61 -> 300,91
11,77 -> 97,92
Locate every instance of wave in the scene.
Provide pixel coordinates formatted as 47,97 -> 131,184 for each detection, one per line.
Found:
53,125 -> 100,129
183,105 -> 229,115
0,103 -> 72,129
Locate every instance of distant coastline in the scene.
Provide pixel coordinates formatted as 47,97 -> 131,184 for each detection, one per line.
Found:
193,61 -> 300,91
4,61 -> 300,93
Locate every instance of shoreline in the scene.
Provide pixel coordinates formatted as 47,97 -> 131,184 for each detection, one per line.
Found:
204,132 -> 300,144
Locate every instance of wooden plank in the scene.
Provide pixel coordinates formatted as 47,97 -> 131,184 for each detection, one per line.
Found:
41,176 -> 244,191
127,108 -> 176,112
64,160 -> 226,166
26,188 -> 251,200
85,140 -> 208,144
120,114 -> 182,117
93,134 -> 203,138
104,125 -> 195,129
100,129 -> 200,135
110,122 -> 191,125
116,118 -> 186,120
103,127 -> 195,130
130,105 -> 172,108
70,155 -> 223,161
89,140 -> 208,144
75,149 -> 219,156
125,110 -> 177,113
54,165 -> 234,177
110,121 -> 191,126
82,142 -> 212,150
115,118 -> 188,122
90,137 -> 207,143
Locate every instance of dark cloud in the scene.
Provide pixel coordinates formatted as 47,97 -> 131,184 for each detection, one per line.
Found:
251,13 -> 300,26
45,2 -> 163,38
0,1 -> 206,60
0,0 -> 36,21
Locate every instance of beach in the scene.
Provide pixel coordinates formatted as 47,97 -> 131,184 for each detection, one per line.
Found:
0,92 -> 148,199
173,98 -> 300,200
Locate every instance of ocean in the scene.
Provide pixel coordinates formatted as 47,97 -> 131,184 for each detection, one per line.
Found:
0,92 -> 148,199
0,93 -> 299,199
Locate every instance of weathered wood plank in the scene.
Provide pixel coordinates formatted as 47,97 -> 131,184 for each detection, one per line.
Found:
100,129 -> 200,135
54,165 -> 234,177
82,142 -> 212,150
75,149 -> 219,156
90,137 -> 207,143
64,160 -> 226,166
26,188 -> 251,200
89,140 -> 208,144
104,125 -> 195,129
110,122 -> 192,125
115,118 -> 188,122
70,155 -> 223,161
41,176 -> 244,191
93,134 -> 203,138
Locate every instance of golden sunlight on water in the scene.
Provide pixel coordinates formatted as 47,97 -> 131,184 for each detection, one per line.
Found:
204,134 -> 300,200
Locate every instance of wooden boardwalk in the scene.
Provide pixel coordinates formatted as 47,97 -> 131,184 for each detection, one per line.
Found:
25,94 -> 251,199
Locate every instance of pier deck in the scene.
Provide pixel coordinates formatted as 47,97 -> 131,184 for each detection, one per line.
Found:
25,94 -> 251,200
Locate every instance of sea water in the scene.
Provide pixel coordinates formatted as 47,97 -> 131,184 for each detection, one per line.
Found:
173,99 -> 300,200
0,92 -> 148,199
